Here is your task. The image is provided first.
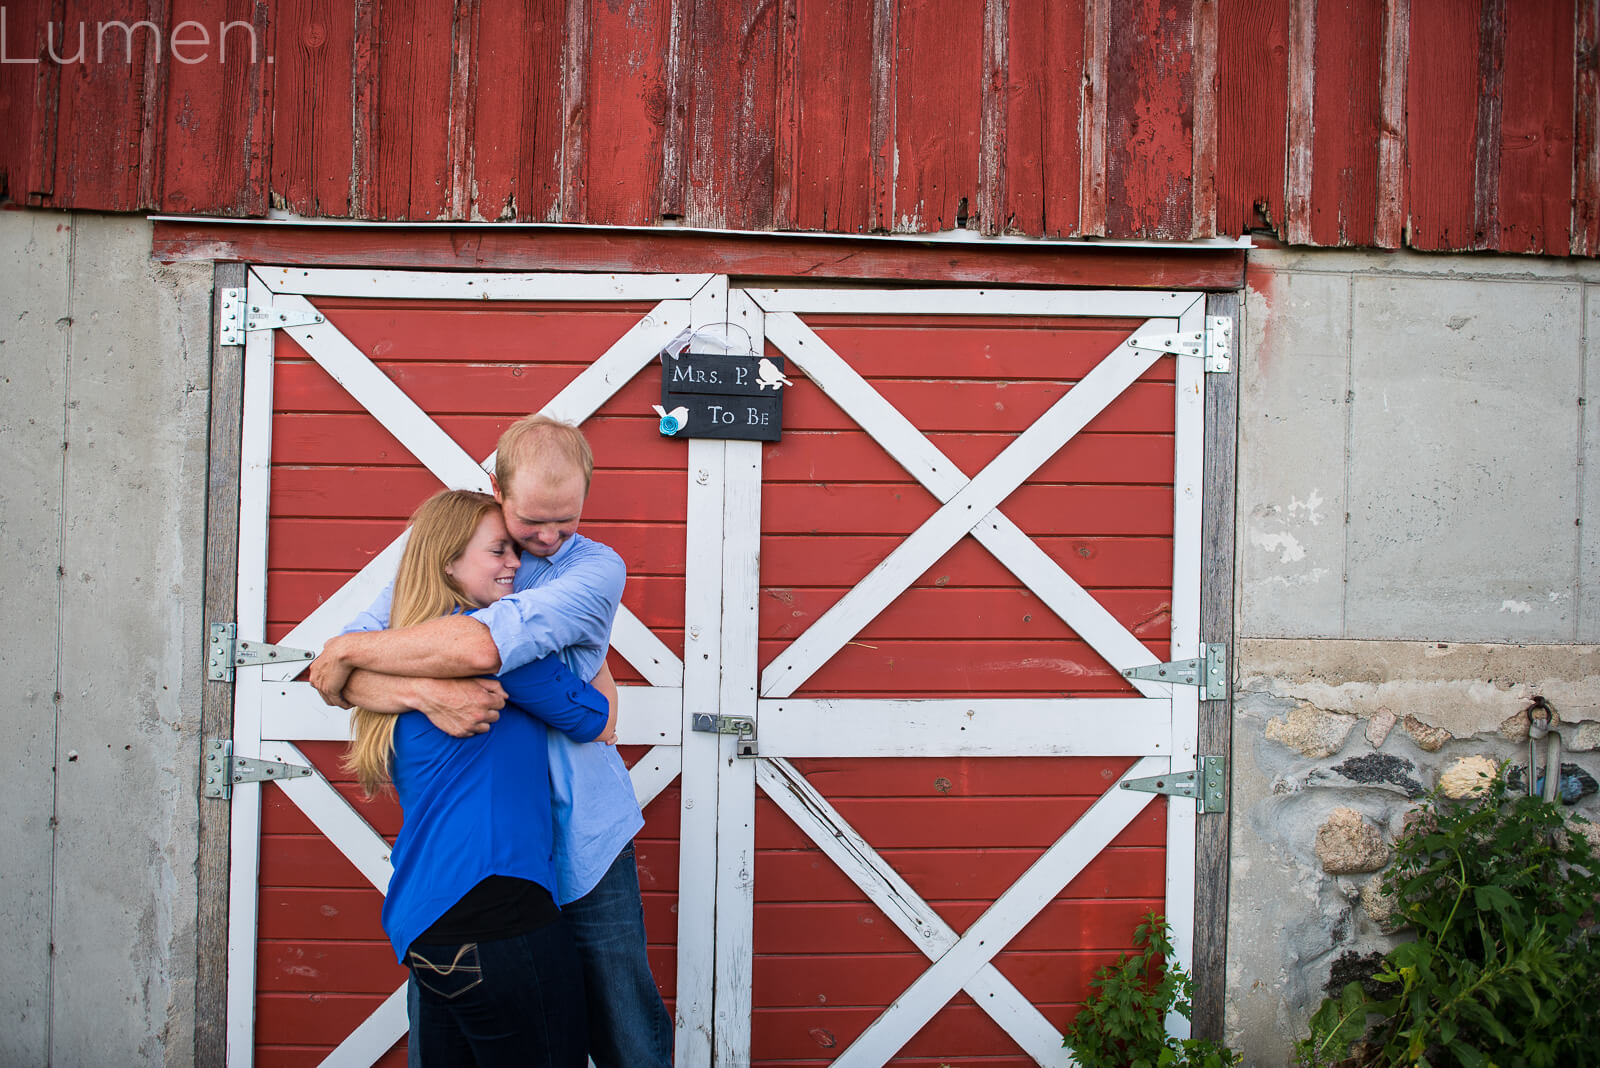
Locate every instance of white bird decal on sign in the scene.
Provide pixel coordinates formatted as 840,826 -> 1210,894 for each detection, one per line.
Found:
652,404 -> 690,436
756,358 -> 793,390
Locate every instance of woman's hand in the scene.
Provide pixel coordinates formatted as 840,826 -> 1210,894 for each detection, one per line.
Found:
592,660 -> 619,745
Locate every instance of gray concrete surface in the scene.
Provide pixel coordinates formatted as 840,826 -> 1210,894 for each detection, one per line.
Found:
1240,250 -> 1600,644
1,208 -> 72,1068
1,211 -> 211,1067
1583,291 -> 1599,642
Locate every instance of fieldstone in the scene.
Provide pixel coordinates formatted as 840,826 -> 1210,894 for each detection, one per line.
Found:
1439,755 -> 1499,798
1565,814 -> 1600,857
1316,807 -> 1391,874
1265,704 -> 1358,759
1366,707 -> 1397,747
1359,876 -> 1404,933
1499,709 -> 1531,742
1571,722 -> 1600,752
1403,714 -> 1451,752
1330,753 -> 1425,798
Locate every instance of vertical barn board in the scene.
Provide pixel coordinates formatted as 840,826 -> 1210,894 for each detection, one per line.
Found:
684,0 -> 779,229
0,3 -> 52,203
1191,290 -> 1238,1042
197,262 -> 247,1068
890,0 -> 983,231
51,0 -> 152,209
1307,0 -> 1383,246
1405,0 -> 1483,249
1471,0 -> 1507,249
162,0 -> 270,215
370,0 -> 455,220
1374,0 -> 1409,247
1003,0 -> 1085,237
1576,0 -> 1600,257
1496,0 -> 1575,255
869,0 -> 897,232
1189,0 -> 1219,239
784,0 -> 877,233
1215,0 -> 1289,235
466,0 -> 561,222
271,0 -> 355,217
583,0 -> 672,225
1282,0 -> 1316,245
749,310 -> 1177,1062
1105,0 -> 1196,239
977,0 -> 1007,236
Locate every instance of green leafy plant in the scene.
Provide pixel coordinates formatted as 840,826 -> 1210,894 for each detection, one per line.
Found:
1298,769 -> 1600,1068
1063,912 -> 1240,1068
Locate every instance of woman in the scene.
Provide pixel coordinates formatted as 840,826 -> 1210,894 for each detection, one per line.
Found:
344,489 -> 615,1066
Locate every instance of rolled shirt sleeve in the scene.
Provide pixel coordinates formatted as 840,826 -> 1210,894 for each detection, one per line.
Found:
471,536 -> 625,679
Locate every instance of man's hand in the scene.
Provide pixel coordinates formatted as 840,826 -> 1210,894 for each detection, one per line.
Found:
310,634 -> 359,708
411,676 -> 507,738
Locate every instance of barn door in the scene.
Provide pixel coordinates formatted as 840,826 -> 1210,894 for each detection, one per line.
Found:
225,267 -> 708,1066
680,286 -> 1210,1066
223,266 -> 1212,1067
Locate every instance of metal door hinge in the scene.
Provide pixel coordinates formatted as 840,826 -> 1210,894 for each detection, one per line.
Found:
202,738 -> 312,800
1204,315 -> 1232,372
1120,756 -> 1227,813
208,622 -> 315,682
690,712 -> 757,757
218,288 -> 325,347
1122,643 -> 1227,701
1124,317 -> 1232,373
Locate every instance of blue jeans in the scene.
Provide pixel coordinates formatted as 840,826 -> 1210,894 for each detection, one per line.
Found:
408,844 -> 671,1067
407,923 -> 586,1067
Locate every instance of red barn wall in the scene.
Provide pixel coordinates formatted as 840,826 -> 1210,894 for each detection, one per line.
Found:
1,0 -> 1596,255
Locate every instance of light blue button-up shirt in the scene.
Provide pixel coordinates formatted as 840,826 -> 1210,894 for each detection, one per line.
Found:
344,532 -> 643,904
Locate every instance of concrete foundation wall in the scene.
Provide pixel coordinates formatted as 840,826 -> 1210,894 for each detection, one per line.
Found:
0,210 -> 211,1066
1226,248 -> 1600,1064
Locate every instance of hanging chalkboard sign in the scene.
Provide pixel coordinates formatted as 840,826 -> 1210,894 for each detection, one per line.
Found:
655,351 -> 790,442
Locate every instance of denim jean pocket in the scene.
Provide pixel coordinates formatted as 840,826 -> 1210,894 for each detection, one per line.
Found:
407,943 -> 484,1001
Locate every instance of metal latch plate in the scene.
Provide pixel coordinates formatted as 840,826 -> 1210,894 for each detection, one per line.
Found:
217,289 -> 326,347
1122,643 -> 1227,701
208,622 -> 315,682
690,712 -> 757,757
1123,318 -> 1232,373
202,738 -> 312,800
1120,755 -> 1226,813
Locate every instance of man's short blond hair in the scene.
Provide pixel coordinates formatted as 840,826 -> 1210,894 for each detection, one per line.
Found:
495,414 -> 595,497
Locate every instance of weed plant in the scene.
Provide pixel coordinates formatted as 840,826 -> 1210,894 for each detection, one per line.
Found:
1298,770 -> 1600,1068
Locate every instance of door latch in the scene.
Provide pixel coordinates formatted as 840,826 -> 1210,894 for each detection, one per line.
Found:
690,713 -> 757,757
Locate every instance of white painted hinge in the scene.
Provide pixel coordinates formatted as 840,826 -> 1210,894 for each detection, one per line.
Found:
1124,316 -> 1232,373
202,738 -> 312,800
207,621 -> 315,682
690,712 -> 757,757
1121,642 -> 1227,701
1120,755 -> 1227,813
217,287 -> 326,347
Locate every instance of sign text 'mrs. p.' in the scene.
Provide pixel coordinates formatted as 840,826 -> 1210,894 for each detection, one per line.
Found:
656,351 -> 789,442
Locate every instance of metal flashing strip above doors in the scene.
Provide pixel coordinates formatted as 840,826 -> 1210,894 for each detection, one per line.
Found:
221,266 -> 1211,1066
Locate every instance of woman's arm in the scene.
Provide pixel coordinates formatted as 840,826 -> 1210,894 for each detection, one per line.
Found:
496,657 -> 610,743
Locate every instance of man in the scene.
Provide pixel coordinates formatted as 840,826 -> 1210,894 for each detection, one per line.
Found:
311,414 -> 673,1068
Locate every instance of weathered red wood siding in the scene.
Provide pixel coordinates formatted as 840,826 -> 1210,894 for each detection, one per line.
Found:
3,0 -> 1597,255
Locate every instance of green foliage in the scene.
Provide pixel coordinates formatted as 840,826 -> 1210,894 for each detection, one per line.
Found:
1298,771 -> 1600,1068
1063,913 -> 1240,1068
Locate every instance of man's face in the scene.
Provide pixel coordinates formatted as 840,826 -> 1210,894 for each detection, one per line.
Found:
495,463 -> 588,558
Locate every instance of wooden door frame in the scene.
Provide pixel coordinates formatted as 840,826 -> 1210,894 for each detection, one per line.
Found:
191,232 -> 1242,1066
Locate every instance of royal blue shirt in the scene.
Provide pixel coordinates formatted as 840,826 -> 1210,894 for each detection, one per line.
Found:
346,532 -> 644,903
381,656 -> 610,961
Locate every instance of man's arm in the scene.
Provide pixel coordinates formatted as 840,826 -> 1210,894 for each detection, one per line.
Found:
338,671 -> 508,738
310,614 -> 501,706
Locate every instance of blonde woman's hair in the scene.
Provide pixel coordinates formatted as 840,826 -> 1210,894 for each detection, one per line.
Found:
495,414 -> 594,498
343,489 -> 503,795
